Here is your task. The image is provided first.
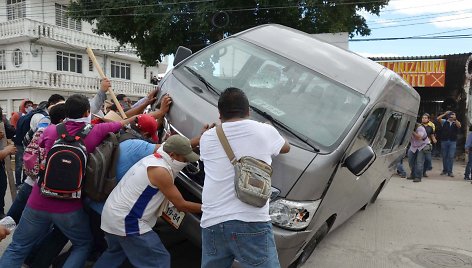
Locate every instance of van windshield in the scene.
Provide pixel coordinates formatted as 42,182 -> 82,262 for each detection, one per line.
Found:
182,38 -> 368,149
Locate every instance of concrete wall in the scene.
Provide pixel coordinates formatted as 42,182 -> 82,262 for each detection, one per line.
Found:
1,43 -> 34,70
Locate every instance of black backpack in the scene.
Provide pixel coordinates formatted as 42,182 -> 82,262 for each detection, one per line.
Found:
39,123 -> 92,199
83,132 -> 120,202
83,129 -> 145,202
14,109 -> 48,146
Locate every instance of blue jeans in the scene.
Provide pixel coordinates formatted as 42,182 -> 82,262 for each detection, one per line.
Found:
0,206 -> 93,268
201,220 -> 280,268
423,144 -> 433,173
0,161 -> 7,214
14,144 -> 24,186
441,140 -> 456,174
465,151 -> 472,179
408,149 -> 425,179
7,183 -> 32,223
94,231 -> 170,268
396,158 -> 406,176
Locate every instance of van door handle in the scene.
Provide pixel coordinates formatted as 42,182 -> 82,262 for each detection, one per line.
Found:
191,86 -> 203,93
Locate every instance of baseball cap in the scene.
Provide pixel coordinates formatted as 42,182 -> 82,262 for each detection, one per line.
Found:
136,114 -> 159,142
163,135 -> 200,162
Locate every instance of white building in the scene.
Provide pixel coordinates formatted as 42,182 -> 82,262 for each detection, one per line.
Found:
0,0 -> 164,116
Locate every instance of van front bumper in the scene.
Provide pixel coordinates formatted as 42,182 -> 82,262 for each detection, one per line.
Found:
273,226 -> 311,267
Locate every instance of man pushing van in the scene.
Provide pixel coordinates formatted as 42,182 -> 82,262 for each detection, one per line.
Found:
95,135 -> 202,268
199,87 -> 290,268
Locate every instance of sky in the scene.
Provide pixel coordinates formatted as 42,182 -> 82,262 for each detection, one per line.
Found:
350,0 -> 472,57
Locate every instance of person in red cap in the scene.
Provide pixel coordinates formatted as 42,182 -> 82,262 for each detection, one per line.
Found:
133,114 -> 159,142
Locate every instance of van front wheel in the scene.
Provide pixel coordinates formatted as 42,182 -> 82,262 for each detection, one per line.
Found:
289,222 -> 329,268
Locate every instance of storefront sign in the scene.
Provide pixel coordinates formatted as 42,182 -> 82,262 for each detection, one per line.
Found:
377,60 -> 446,87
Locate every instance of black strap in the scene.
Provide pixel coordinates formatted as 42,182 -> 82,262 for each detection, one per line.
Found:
56,123 -> 70,139
76,124 -> 92,140
119,132 -> 139,143
56,123 -> 92,142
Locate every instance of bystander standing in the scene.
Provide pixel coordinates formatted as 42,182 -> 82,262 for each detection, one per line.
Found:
408,123 -> 429,183
437,111 -> 461,177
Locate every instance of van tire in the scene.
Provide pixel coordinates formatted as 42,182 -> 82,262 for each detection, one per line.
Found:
289,222 -> 329,268
370,180 -> 386,204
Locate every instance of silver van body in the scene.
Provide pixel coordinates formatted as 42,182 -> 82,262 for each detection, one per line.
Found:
156,24 -> 420,267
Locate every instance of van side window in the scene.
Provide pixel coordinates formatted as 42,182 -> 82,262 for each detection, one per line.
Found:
359,108 -> 386,146
400,121 -> 411,146
382,112 -> 403,151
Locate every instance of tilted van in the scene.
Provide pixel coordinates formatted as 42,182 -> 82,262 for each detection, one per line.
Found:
155,24 -> 420,267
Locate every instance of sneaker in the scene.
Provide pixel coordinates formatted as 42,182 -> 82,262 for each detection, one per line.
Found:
413,178 -> 421,182
407,176 -> 414,180
423,173 -> 428,178
464,177 -> 470,181
448,173 -> 454,177
440,172 -> 447,175
400,174 -> 407,178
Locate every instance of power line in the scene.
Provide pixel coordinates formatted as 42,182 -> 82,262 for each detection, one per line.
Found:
370,14 -> 472,29
0,0 -> 438,18
367,9 -> 472,26
1,0 -> 469,34
372,0 -> 469,13
350,26 -> 472,41
350,33 -> 472,41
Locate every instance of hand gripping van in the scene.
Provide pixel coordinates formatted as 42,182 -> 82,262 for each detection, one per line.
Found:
155,24 -> 420,267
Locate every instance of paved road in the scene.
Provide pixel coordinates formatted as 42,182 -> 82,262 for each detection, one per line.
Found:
1,159 -> 471,268
304,159 -> 472,268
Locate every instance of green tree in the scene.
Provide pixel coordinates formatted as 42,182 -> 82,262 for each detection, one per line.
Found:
69,0 -> 389,65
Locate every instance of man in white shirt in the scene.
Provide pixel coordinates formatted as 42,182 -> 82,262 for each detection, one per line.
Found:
199,87 -> 290,268
95,135 -> 202,268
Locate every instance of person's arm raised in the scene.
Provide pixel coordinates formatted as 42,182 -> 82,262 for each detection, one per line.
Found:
148,94 -> 172,120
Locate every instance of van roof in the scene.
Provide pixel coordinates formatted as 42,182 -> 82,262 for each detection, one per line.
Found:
234,24 -> 385,94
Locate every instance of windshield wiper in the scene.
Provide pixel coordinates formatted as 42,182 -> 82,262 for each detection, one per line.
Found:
249,105 -> 320,152
183,66 -> 220,96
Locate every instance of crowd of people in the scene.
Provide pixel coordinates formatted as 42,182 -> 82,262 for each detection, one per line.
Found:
399,110 -> 471,183
0,80 -> 290,268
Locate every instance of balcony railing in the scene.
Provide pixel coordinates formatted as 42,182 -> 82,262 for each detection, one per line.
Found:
0,18 -> 122,50
0,70 -> 155,97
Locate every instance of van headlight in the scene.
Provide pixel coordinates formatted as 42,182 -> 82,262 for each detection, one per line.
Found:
269,199 -> 321,230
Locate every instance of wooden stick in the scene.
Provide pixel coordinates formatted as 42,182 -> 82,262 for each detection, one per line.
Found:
86,47 -> 127,119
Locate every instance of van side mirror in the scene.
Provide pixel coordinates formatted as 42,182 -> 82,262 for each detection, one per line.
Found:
173,46 -> 192,66
343,146 -> 376,176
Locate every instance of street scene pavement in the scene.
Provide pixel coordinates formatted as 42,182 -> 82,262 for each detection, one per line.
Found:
305,158 -> 472,268
1,158 -> 471,268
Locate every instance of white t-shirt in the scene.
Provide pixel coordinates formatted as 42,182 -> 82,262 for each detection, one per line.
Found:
200,119 -> 285,228
101,154 -> 170,236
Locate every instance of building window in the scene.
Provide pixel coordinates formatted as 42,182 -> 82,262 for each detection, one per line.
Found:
12,49 -> 23,68
0,50 -> 5,70
57,51 -> 82,73
7,0 -> 26,20
55,3 -> 82,31
111,61 -> 131,80
144,66 -> 147,80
